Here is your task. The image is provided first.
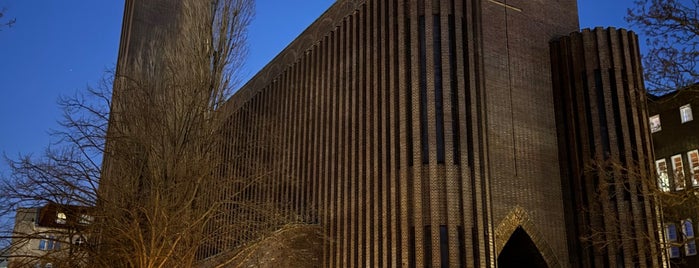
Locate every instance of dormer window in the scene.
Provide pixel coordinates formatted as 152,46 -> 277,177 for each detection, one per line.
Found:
56,212 -> 66,224
680,104 -> 693,123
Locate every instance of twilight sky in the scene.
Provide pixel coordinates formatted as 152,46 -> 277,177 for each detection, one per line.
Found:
0,0 -> 636,176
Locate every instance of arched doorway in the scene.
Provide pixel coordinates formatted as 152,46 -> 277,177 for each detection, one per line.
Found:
497,226 -> 548,268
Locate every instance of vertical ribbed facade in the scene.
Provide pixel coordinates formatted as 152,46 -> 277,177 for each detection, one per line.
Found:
551,28 -> 662,268
221,1 -> 496,266
218,0 -> 578,267
111,0 -> 666,267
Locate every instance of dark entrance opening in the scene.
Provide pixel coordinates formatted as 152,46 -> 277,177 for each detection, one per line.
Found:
497,226 -> 548,268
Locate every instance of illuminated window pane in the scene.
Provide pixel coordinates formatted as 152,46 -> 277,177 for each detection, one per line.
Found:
680,104 -> 693,123
688,150 -> 699,187
672,155 -> 685,191
650,114 -> 661,133
56,212 -> 66,224
656,159 -> 670,192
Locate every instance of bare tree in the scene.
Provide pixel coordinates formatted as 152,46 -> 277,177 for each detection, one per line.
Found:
0,76 -> 112,267
579,156 -> 699,266
627,0 -> 699,95
0,1 -> 295,267
570,158 -> 664,267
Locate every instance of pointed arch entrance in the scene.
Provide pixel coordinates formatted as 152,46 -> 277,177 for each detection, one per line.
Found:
494,206 -> 560,268
498,227 -> 548,268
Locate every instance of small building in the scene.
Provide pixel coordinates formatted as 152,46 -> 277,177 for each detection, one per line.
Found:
8,202 -> 92,268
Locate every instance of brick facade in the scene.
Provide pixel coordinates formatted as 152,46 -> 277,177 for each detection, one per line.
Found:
112,1 -> 662,267
551,28 -> 662,267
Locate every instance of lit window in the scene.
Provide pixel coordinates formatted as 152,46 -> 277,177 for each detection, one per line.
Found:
56,212 -> 66,224
656,159 -> 670,192
650,114 -> 661,133
688,150 -> 699,187
680,104 -> 693,123
672,155 -> 685,191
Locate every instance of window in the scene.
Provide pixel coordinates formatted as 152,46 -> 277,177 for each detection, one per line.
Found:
665,223 -> 680,258
667,223 -> 681,258
656,159 -> 670,192
683,219 -> 696,237
74,235 -> 87,246
79,214 -> 93,225
56,212 -> 66,224
680,104 -> 693,123
667,223 -> 679,241
38,236 -> 59,251
683,219 -> 697,256
687,241 -> 698,256
650,114 -> 661,133
672,155 -> 685,191
688,150 -> 699,187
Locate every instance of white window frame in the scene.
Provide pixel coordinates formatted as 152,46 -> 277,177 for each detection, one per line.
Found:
680,104 -> 693,123
672,155 -> 686,191
650,114 -> 662,133
656,159 -> 670,192
687,150 -> 699,187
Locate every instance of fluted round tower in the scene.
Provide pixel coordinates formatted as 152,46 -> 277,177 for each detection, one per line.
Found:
551,27 -> 662,268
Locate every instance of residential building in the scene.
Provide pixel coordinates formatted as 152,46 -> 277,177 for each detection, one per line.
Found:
649,89 -> 699,267
8,203 -> 91,268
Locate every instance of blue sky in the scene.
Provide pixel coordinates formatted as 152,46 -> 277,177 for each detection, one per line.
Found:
0,0 -> 635,176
